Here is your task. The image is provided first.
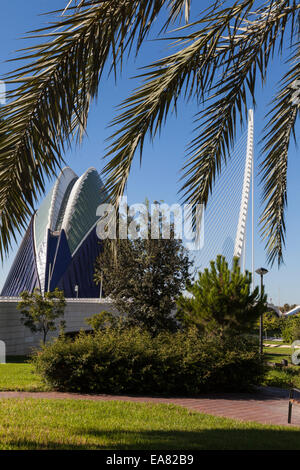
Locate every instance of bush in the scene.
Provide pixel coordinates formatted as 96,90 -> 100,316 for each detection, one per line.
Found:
281,316 -> 300,343
32,328 -> 264,395
262,366 -> 300,389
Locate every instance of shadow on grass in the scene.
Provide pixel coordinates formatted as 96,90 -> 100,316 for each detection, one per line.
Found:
6,356 -> 30,364
4,428 -> 300,450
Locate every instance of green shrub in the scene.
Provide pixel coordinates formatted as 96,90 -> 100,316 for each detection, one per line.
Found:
32,328 -> 264,395
262,366 -> 300,389
281,316 -> 300,344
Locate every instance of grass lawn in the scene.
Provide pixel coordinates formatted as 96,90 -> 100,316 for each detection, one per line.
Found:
0,398 -> 300,450
0,357 -> 47,392
262,344 -> 300,389
263,339 -> 284,345
1,355 -> 300,450
263,347 -> 293,364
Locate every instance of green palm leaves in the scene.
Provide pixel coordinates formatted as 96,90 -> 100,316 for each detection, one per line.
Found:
0,0 -> 188,259
0,0 -> 299,265
261,45 -> 300,265
103,0 -> 300,266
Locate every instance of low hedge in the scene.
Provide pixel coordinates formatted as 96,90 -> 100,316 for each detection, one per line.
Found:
32,327 -> 264,395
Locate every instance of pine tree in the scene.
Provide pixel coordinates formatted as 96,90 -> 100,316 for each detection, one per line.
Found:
177,255 -> 266,337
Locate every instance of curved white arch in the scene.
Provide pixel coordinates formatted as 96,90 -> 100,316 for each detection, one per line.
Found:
48,167 -> 78,231
34,166 -> 78,293
61,167 -> 97,235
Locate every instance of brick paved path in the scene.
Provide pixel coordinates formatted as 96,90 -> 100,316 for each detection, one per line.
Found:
0,387 -> 299,427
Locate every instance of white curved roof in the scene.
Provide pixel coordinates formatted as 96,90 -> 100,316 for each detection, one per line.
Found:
61,167 -> 106,254
33,167 -> 78,292
33,166 -> 107,292
48,167 -> 78,231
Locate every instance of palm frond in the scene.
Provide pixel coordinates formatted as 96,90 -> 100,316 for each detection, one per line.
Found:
0,0 -> 299,266
0,0 -> 189,259
103,0 -> 299,241
103,0 -> 258,205
260,44 -> 300,266
181,0 -> 299,211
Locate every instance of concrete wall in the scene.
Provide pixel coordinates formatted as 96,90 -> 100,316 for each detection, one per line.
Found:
0,297 -> 115,356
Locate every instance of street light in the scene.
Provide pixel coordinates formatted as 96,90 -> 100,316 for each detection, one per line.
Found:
255,267 -> 269,355
74,285 -> 79,299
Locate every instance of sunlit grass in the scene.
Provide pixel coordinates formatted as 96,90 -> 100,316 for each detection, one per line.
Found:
263,344 -> 300,389
264,347 -> 293,363
263,340 -> 284,345
0,358 -> 47,391
0,399 -> 300,450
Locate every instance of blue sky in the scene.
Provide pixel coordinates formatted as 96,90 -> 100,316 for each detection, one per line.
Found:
0,1 -> 299,306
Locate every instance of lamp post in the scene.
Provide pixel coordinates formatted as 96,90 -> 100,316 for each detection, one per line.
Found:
255,267 -> 268,356
74,285 -> 79,299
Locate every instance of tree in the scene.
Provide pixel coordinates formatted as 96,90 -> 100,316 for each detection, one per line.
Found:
86,310 -> 120,331
177,255 -> 266,337
94,234 -> 192,336
281,315 -> 300,343
17,288 -> 66,344
282,303 -> 297,313
254,310 -> 283,338
0,1 -> 299,264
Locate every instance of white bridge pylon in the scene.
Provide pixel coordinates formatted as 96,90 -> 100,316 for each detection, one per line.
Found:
234,109 -> 254,274
192,109 -> 255,277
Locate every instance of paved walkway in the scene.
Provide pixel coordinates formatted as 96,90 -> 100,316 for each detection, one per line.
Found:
0,387 -> 299,427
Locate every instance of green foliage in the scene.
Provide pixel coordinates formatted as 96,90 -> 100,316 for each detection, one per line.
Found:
255,310 -> 283,336
85,311 -> 120,331
281,316 -> 300,344
32,327 -> 264,395
282,304 -> 297,313
177,255 -> 265,337
264,311 -> 283,334
17,288 -> 66,344
262,366 -> 300,390
94,225 -> 191,335
0,1 -> 299,265
259,308 -> 300,343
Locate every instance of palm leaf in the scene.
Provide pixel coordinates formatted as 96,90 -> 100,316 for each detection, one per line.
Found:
0,0 -> 299,267
260,44 -> 300,266
103,0 -> 299,264
103,0 -> 258,205
181,0 -> 299,210
0,0 -> 190,260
